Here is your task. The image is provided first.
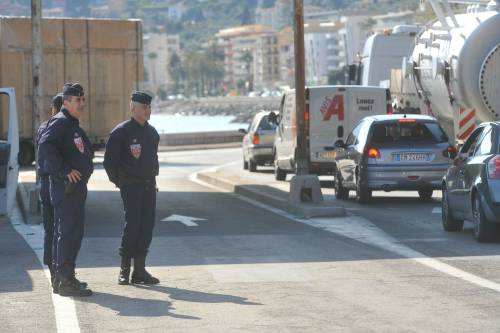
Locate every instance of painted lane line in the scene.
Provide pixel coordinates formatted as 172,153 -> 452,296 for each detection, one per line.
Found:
10,207 -> 80,333
432,207 -> 442,214
192,169 -> 500,295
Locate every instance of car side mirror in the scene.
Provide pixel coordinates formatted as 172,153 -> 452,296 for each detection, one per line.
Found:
334,139 -> 346,149
238,128 -> 247,134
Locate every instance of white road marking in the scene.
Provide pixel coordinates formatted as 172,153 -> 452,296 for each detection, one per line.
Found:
161,214 -> 206,227
10,206 -> 80,333
432,207 -> 442,214
192,169 -> 500,294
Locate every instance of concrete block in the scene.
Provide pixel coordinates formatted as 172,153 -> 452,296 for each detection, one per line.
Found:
289,175 -> 323,203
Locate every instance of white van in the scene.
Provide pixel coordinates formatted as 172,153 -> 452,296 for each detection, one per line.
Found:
272,85 -> 392,180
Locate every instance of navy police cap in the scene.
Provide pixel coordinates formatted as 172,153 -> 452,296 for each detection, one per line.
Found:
63,83 -> 84,97
131,91 -> 153,105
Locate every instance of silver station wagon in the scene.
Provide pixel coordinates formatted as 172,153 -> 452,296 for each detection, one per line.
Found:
334,114 -> 455,203
241,111 -> 277,172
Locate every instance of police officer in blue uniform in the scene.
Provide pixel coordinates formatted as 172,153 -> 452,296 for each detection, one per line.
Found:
39,83 -> 93,297
103,91 -> 160,285
36,93 -> 62,288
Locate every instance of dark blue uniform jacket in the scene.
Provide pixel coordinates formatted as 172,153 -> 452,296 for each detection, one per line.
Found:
104,118 -> 159,186
36,120 -> 51,177
38,109 -> 94,181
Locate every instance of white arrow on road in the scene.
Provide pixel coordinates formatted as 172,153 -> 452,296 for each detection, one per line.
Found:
161,214 -> 207,227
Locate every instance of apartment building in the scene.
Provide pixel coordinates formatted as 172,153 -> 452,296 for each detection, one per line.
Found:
216,25 -> 275,90
253,33 -> 281,90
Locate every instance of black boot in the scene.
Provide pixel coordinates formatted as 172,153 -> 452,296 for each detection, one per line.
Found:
58,264 -> 92,297
69,264 -> 88,289
118,256 -> 131,285
131,256 -> 159,285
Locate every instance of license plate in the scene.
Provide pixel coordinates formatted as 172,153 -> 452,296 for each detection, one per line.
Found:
319,151 -> 336,159
393,153 -> 430,161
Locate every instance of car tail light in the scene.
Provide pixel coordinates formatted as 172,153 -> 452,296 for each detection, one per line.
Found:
443,146 -> 457,159
252,133 -> 260,145
488,155 -> 500,179
399,119 -> 416,123
366,147 -> 381,159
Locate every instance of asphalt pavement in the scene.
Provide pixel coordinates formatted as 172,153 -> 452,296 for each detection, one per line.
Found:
2,147 -> 500,332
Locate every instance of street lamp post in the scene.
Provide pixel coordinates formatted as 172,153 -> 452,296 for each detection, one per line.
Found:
293,0 -> 308,175
32,0 -> 43,183
289,0 -> 323,204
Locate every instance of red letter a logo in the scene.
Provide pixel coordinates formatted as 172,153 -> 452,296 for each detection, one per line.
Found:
323,95 -> 344,121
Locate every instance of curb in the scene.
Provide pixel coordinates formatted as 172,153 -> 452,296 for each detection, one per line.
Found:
16,182 -> 40,224
197,172 -> 346,218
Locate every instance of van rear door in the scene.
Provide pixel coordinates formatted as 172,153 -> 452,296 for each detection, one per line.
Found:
308,86 -> 346,163
346,86 -> 389,126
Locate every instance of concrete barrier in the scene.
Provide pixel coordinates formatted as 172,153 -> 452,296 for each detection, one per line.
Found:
160,130 -> 244,146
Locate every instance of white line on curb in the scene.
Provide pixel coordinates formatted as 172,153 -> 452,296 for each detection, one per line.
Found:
191,169 -> 500,295
10,207 -> 81,333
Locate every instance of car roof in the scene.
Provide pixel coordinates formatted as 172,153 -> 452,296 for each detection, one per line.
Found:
366,114 -> 438,122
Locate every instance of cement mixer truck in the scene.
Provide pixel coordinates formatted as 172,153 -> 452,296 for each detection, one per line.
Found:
404,0 -> 500,141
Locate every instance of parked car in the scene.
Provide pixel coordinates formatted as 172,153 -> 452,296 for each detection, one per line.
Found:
442,122 -> 500,242
334,114 -> 454,203
241,111 -> 277,172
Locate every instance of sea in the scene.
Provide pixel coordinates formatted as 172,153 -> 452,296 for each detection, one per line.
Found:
149,114 -> 249,134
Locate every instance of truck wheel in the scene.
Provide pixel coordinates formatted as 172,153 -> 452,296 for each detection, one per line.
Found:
18,141 -> 35,166
274,163 -> 287,181
249,159 -> 257,172
441,186 -> 463,232
418,189 -> 433,200
472,194 -> 496,243
334,172 -> 349,200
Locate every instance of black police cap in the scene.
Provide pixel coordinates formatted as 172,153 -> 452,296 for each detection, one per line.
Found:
131,91 -> 153,105
63,83 -> 84,97
52,93 -> 63,111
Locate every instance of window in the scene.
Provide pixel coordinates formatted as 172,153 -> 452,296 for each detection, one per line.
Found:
460,127 -> 484,156
346,123 -> 363,146
474,128 -> 493,156
370,121 -> 448,144
258,115 -> 277,131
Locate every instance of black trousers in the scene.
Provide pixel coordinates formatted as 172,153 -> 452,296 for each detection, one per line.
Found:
40,176 -> 55,267
119,181 -> 156,258
51,180 -> 87,272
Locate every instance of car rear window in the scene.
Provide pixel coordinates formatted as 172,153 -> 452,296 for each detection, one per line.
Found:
258,116 -> 277,130
370,121 -> 448,144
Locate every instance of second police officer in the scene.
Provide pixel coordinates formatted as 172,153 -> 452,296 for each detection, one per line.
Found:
36,93 -> 62,289
39,83 -> 94,297
104,91 -> 160,285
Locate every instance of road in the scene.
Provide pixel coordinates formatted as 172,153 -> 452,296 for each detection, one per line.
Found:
2,147 -> 500,332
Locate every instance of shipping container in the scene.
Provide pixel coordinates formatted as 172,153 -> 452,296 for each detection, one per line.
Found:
0,16 -> 144,165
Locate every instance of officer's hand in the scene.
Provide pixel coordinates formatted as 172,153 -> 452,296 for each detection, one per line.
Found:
67,169 -> 82,183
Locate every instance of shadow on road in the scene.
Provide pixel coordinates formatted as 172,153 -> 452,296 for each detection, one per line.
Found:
81,291 -> 200,319
134,284 -> 262,306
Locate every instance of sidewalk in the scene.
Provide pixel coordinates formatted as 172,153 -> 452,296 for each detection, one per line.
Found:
196,167 -> 346,218
0,213 -> 56,332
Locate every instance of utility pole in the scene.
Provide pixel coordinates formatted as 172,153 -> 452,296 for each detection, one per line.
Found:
293,0 -> 308,175
289,0 -> 323,204
32,0 -> 43,182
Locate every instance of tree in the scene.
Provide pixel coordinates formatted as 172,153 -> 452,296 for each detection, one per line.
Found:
168,52 -> 185,94
240,5 -> 252,25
